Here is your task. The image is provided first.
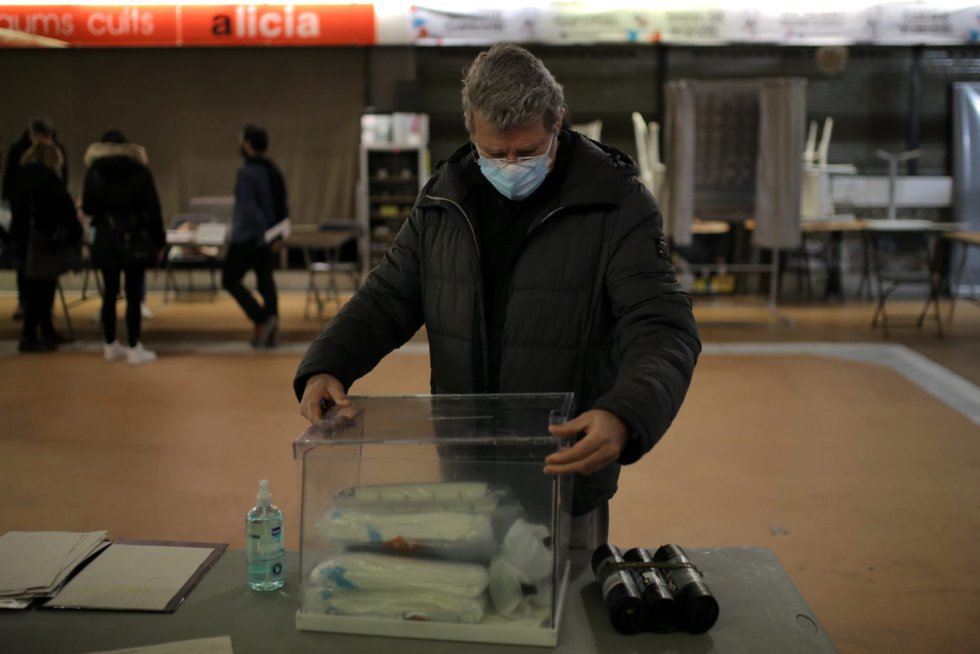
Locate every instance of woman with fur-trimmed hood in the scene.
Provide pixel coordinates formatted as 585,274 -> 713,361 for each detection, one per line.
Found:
82,129 -> 165,366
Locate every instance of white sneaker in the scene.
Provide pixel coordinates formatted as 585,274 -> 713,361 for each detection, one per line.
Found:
104,340 -> 126,363
140,303 -> 154,320
127,342 -> 157,366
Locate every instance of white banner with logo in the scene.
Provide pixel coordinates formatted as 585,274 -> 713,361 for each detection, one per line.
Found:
386,1 -> 980,46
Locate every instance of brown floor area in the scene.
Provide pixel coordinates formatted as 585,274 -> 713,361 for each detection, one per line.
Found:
1,289 -> 979,652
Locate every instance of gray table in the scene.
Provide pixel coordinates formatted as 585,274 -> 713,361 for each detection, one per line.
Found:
0,548 -> 837,653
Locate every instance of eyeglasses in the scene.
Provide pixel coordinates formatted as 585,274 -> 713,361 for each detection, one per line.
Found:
474,133 -> 556,169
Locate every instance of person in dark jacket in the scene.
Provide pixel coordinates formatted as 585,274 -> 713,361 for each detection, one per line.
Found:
2,116 -> 69,323
2,116 -> 69,202
82,129 -> 165,366
8,142 -> 82,352
294,43 -> 701,549
223,124 -> 288,349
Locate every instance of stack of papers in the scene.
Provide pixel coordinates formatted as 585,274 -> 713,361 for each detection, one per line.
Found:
0,530 -> 110,608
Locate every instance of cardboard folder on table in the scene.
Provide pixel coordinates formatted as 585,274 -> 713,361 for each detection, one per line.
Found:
46,540 -> 227,613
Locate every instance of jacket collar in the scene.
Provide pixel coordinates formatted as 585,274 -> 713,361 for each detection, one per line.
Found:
420,130 -> 635,212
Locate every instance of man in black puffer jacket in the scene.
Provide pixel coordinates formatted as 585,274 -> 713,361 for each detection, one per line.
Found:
295,43 -> 700,549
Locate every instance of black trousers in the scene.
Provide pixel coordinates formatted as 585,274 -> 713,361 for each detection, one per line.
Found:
222,239 -> 278,325
16,266 -> 25,305
20,272 -> 56,342
101,266 -> 145,346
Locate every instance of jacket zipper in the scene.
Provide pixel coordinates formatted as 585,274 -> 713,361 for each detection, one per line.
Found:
529,207 -> 565,235
424,195 -> 481,260
424,194 -> 489,389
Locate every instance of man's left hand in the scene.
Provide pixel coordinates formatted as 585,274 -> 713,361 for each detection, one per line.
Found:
544,409 -> 629,476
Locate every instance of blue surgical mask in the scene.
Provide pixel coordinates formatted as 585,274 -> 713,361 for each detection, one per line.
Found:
477,134 -> 556,201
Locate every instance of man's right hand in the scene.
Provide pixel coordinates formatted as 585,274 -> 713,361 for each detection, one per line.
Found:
299,373 -> 351,423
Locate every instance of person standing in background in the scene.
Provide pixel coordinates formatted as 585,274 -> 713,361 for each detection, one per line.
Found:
8,141 -> 82,352
0,135 -> 7,253
82,129 -> 165,366
223,124 -> 288,349
2,116 -> 69,323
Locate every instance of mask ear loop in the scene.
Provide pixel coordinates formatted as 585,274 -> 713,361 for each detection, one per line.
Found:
545,129 -> 559,172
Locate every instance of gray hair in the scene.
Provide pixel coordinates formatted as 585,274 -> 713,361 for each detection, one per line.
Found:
461,43 -> 564,135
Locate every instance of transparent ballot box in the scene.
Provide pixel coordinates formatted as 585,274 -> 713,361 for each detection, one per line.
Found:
292,393 -> 575,647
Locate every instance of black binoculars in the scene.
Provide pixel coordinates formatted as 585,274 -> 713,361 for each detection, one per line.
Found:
591,543 -> 720,636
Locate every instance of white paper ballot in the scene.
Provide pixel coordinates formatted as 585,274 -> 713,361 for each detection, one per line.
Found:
264,218 -> 291,243
85,635 -> 234,654
51,543 -> 214,611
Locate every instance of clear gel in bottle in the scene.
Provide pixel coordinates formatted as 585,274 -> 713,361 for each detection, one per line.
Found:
246,479 -> 285,591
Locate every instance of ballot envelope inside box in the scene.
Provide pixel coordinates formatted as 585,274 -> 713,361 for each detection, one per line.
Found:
292,393 -> 575,647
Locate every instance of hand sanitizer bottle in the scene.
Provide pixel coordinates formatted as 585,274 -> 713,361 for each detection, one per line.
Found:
246,479 -> 285,591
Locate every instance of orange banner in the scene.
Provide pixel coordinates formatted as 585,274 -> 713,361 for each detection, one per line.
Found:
0,4 -> 376,48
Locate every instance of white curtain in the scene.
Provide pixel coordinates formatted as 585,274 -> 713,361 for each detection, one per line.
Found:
952,82 -> 980,281
753,78 -> 807,250
662,81 -> 696,246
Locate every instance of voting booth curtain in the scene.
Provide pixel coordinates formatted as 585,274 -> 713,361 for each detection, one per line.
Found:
953,82 -> 980,275
662,78 -> 806,250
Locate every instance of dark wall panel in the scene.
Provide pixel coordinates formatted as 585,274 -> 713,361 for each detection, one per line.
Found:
4,43 -> 977,227
0,47 -> 366,224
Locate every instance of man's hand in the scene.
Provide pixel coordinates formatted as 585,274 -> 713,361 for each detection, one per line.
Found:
299,373 -> 351,423
544,409 -> 629,476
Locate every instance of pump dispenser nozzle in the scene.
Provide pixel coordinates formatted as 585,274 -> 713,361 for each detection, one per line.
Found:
256,479 -> 271,507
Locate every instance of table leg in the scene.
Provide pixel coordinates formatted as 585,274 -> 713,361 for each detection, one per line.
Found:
948,240 -> 968,323
824,231 -> 844,301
